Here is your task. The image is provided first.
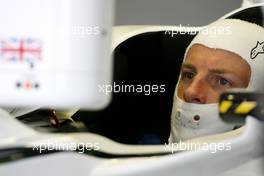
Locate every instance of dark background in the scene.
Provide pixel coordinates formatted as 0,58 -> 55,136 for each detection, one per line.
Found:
74,32 -> 196,144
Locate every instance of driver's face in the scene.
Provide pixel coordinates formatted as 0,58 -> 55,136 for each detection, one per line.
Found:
177,44 -> 251,104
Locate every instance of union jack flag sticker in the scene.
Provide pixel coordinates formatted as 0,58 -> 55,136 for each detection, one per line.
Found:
0,38 -> 42,65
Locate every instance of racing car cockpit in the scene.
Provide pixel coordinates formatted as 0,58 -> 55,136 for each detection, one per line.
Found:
73,4 -> 264,146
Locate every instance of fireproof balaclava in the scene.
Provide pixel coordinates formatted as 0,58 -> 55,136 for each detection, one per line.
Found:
169,19 -> 264,143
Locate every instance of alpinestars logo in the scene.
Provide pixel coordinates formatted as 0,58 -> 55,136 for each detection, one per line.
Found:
251,41 -> 264,59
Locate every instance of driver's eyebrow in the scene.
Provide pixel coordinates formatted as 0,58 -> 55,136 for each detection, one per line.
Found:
209,68 -> 233,74
182,64 -> 234,74
181,63 -> 196,72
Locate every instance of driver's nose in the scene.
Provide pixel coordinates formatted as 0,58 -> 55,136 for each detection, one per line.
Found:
183,77 -> 207,104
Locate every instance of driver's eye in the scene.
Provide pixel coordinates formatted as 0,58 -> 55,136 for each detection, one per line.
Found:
182,71 -> 195,80
219,78 -> 230,86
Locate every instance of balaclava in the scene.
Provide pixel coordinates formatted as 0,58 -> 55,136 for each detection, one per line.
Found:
169,19 -> 264,143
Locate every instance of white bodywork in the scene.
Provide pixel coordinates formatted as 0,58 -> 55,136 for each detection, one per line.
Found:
0,1 -> 263,176
0,0 -> 113,110
0,109 -> 263,176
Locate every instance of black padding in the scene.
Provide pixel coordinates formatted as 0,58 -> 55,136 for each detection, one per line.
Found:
227,6 -> 264,26
74,32 -> 195,144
